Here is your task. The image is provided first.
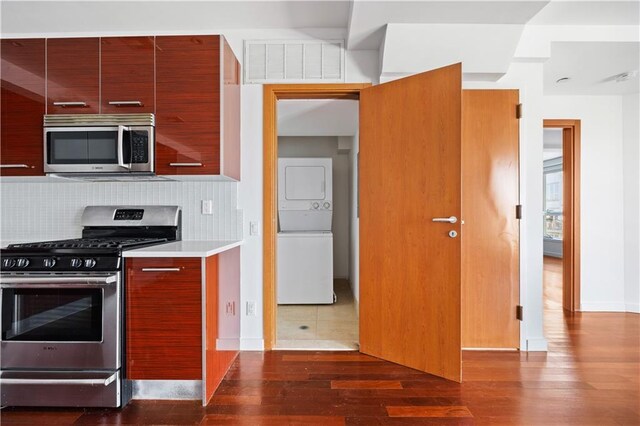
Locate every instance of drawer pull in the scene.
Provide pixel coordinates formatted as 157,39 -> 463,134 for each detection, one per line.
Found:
0,164 -> 29,169
169,163 -> 203,167
53,101 -> 87,107
141,267 -> 181,272
108,101 -> 143,106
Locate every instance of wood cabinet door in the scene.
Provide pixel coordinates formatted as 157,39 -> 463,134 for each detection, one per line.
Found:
101,36 -> 155,114
47,38 -> 99,114
155,35 -> 220,175
221,37 -> 241,180
126,257 -> 202,380
1,39 -> 46,176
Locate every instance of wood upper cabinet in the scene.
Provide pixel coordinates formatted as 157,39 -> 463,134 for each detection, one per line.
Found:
47,38 -> 99,114
101,36 -> 155,113
1,38 -> 46,176
126,257 -> 202,380
155,35 -> 241,178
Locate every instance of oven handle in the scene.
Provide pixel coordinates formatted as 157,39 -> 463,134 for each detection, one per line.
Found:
0,373 -> 117,386
0,274 -> 117,288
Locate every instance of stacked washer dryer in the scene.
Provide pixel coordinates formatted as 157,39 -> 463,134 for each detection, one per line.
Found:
277,157 -> 334,304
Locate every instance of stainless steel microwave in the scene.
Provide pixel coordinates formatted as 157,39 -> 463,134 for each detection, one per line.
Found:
44,114 -> 154,174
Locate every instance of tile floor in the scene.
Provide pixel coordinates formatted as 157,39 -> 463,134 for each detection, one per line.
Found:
276,279 -> 359,350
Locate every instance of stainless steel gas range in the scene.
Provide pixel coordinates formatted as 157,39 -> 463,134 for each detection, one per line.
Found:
0,205 -> 180,407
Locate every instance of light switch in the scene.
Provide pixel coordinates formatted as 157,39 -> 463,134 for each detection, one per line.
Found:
201,200 -> 213,215
250,221 -> 259,236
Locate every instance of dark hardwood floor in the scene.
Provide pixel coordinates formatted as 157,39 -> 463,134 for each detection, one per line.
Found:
2,259 -> 638,425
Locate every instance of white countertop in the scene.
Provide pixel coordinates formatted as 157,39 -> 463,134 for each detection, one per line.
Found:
122,240 -> 243,258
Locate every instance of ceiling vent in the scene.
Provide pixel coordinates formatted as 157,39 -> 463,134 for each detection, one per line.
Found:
244,40 -> 344,84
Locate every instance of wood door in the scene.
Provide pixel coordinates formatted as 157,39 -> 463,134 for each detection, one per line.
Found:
155,35 -> 220,175
0,39 -> 45,176
101,36 -> 155,113
359,63 -> 462,382
47,38 -> 99,114
461,90 -> 520,349
126,257 -> 202,380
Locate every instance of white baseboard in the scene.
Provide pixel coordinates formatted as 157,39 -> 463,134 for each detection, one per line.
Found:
526,338 -> 548,352
240,338 -> 264,351
217,338 -> 240,350
580,302 -> 627,312
625,303 -> 640,313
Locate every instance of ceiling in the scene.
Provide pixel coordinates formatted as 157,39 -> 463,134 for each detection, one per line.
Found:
2,1 -> 638,96
347,1 -> 550,49
544,41 -> 640,95
277,100 -> 359,136
0,1 -> 350,34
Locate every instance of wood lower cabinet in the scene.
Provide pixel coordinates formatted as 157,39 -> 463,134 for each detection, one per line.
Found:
0,38 -> 46,176
126,258 -> 202,380
47,38 -> 100,114
155,35 -> 240,178
126,251 -> 240,404
101,36 -> 155,114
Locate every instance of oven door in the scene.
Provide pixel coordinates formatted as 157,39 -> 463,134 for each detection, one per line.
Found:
44,126 -> 153,174
0,274 -> 120,370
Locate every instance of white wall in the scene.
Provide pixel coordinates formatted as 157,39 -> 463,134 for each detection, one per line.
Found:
543,95 -> 626,312
278,136 -> 350,279
348,133 -> 360,307
622,93 -> 640,313
0,180 -> 242,242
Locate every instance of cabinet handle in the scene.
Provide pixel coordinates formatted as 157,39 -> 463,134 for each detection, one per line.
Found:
0,164 -> 29,169
169,163 -> 203,167
108,101 -> 143,106
53,101 -> 87,107
141,267 -> 182,272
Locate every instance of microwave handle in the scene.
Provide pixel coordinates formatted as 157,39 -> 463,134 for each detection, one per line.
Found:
117,125 -> 131,170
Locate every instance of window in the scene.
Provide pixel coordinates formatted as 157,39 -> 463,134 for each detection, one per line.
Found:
543,160 -> 563,240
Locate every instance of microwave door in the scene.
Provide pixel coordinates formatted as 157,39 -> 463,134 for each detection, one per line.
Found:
45,127 -> 129,173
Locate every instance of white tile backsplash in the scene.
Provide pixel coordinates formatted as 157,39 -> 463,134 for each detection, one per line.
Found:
0,181 -> 242,242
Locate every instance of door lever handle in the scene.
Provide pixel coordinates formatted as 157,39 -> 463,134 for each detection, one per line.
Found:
432,216 -> 458,224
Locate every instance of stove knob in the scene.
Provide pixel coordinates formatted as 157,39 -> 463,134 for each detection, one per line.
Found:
323,202 -> 331,209
312,202 -> 320,209
16,258 -> 30,268
84,258 -> 97,268
43,258 -> 57,268
2,258 -> 16,269
70,258 -> 83,268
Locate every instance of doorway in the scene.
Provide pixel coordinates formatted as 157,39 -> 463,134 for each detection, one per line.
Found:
274,99 -> 360,350
542,120 -> 581,313
263,84 -> 369,350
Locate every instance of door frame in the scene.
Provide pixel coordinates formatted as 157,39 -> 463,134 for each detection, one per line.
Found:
543,119 -> 581,311
263,83 -> 371,350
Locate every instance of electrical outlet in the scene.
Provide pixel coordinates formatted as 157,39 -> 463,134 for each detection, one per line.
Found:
225,301 -> 235,316
246,301 -> 256,316
201,200 -> 213,215
250,221 -> 259,236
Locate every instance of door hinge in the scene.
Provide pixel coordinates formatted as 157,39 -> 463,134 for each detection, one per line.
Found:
516,305 -> 523,321
516,103 -> 523,119
516,204 -> 523,219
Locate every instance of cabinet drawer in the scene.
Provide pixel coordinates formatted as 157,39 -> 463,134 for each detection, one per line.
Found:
126,257 -> 202,380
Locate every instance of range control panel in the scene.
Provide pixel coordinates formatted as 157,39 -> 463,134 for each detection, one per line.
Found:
114,209 -> 144,221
